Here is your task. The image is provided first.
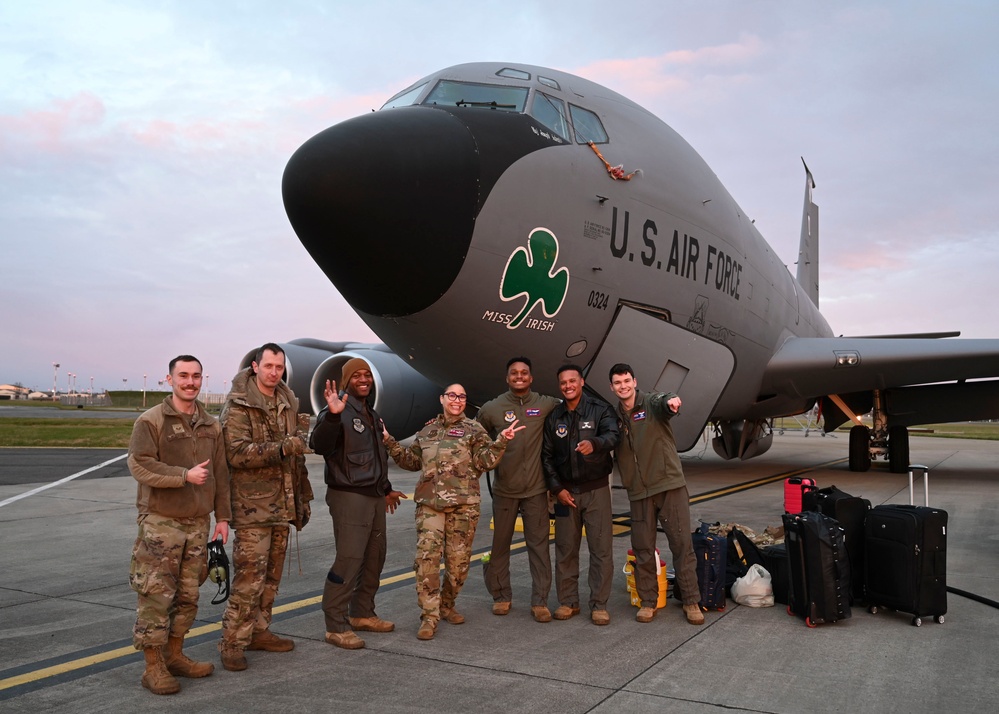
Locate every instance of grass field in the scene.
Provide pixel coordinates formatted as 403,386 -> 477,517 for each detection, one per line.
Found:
0,418 -> 136,448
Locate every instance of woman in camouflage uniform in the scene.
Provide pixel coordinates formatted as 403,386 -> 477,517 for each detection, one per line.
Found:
385,383 -> 524,640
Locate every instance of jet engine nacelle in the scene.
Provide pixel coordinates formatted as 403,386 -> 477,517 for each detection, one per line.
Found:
238,339 -> 442,436
711,419 -> 774,461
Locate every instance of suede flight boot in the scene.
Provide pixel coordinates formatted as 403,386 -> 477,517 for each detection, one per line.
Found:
141,646 -> 180,695
165,636 -> 214,678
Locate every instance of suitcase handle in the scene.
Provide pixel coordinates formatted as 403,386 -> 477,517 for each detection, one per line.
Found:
908,465 -> 929,506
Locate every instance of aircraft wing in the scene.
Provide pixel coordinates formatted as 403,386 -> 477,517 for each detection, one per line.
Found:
758,336 -> 999,429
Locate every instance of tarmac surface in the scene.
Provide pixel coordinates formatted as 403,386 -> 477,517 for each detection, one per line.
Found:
1,430 -> 997,713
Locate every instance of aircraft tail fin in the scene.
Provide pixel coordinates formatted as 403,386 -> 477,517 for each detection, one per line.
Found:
796,158 -> 819,307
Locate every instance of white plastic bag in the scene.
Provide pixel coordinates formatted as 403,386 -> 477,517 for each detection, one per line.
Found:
732,563 -> 775,607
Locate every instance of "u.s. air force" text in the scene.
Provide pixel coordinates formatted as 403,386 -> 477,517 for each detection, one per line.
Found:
606,206 -> 742,299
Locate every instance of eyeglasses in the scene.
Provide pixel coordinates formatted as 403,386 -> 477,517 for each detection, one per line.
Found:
444,392 -> 468,402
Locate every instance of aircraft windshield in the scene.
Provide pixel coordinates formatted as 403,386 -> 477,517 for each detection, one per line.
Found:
422,81 -> 528,112
381,83 -> 427,109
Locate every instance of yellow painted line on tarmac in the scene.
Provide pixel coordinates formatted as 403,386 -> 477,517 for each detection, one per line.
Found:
1,459 -> 841,693
688,459 -> 846,504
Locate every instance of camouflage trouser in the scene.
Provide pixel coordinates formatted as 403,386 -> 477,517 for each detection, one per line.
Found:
221,524 -> 289,648
130,513 -> 210,649
414,503 -> 479,624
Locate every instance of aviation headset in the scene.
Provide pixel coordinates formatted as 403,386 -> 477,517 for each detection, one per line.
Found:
206,538 -> 230,605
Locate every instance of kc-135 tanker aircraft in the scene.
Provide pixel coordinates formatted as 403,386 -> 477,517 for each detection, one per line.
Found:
257,61 -> 999,473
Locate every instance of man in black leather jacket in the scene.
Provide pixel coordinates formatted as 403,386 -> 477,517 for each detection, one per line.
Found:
310,358 -> 406,650
542,364 -> 620,626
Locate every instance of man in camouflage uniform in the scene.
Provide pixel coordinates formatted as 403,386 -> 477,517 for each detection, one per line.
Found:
218,343 -> 313,670
476,357 -> 560,622
128,355 -> 230,695
386,383 -> 524,640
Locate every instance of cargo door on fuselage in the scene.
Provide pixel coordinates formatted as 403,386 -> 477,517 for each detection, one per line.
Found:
588,304 -> 735,452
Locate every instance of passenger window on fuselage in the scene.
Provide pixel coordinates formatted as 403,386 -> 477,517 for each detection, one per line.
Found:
422,81 -> 528,112
569,104 -> 609,144
531,92 -> 569,141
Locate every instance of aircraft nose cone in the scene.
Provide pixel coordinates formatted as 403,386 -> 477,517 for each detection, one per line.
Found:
283,107 -> 479,317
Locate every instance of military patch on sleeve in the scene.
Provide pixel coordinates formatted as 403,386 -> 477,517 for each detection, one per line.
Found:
504,410 -> 516,423
525,408 -> 541,417
632,410 -> 647,421
447,427 -> 466,438
353,418 -> 366,433
555,424 -> 568,438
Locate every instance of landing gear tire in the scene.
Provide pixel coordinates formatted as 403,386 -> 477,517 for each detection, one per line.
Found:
888,425 -> 910,474
849,425 -> 871,472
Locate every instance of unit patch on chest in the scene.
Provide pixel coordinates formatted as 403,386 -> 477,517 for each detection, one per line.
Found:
632,411 -> 647,421
555,424 -> 568,438
353,418 -> 366,433
447,427 -> 466,438
525,408 -> 541,417
504,410 -> 516,422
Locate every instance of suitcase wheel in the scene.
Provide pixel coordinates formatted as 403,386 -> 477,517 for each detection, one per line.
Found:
935,615 -> 945,624
805,616 -> 817,629
787,605 -> 794,617
912,617 -> 922,627
868,605 -> 879,615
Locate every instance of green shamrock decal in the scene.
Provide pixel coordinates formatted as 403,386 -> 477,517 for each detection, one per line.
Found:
499,227 -> 570,329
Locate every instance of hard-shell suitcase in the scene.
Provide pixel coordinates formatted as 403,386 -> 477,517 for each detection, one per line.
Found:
689,522 -> 727,611
803,485 -> 871,601
782,511 -> 852,626
865,504 -> 947,626
784,476 -> 817,514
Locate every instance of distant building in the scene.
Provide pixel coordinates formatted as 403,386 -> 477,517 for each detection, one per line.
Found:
0,384 -> 31,400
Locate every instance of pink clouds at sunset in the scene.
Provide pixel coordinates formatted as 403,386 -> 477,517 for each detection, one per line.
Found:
1,1 -> 997,393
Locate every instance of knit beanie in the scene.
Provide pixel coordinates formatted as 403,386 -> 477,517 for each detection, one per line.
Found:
340,357 -> 372,387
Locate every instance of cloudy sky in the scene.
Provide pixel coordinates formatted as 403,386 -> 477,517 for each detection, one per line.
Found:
2,1 -> 997,394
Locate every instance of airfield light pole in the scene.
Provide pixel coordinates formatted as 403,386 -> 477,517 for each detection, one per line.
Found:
90,376 -> 93,395
52,362 -> 59,400
143,374 -> 147,408
204,375 -> 210,404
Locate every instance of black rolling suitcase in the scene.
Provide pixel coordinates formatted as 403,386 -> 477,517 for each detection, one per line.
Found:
782,512 -> 852,626
865,504 -> 947,626
803,486 -> 871,602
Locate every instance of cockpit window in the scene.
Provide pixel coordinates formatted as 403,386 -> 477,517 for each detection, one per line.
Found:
531,92 -> 570,141
422,81 -> 528,112
380,82 -> 428,110
569,104 -> 609,144
538,76 -> 560,90
497,68 -> 531,80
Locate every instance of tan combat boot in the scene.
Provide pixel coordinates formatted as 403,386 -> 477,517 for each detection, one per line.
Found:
141,646 -> 180,695
164,635 -> 214,678
218,641 -> 248,671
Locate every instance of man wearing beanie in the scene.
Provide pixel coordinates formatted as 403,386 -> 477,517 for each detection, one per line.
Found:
310,357 -> 406,650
